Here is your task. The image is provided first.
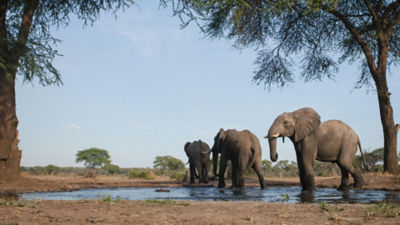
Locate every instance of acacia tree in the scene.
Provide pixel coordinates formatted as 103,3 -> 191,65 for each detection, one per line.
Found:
163,0 -> 400,173
76,148 -> 111,169
0,0 -> 132,179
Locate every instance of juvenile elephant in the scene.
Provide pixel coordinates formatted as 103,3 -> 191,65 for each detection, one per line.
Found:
211,128 -> 265,189
184,140 -> 211,184
265,107 -> 365,191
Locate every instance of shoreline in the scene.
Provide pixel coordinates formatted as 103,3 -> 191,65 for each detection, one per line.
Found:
0,172 -> 399,194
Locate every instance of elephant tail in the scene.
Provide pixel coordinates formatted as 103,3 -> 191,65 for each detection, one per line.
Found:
245,147 -> 258,172
358,141 -> 368,171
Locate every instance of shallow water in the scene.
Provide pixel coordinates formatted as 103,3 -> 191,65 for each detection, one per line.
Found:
21,187 -> 400,203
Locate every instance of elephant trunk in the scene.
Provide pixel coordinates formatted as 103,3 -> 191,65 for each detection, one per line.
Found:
268,137 -> 278,162
212,149 -> 218,177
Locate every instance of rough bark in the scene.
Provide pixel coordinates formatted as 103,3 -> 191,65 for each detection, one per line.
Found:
374,71 -> 399,174
373,31 -> 398,174
0,72 -> 21,179
0,0 -> 39,179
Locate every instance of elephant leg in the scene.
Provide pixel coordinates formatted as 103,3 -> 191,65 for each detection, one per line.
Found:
351,170 -> 364,188
252,161 -> 265,189
337,157 -> 365,188
189,162 -> 195,184
338,161 -> 365,188
337,164 -> 349,191
295,151 -> 306,188
202,163 -> 209,183
195,162 -> 203,184
303,163 -> 315,191
231,159 -> 239,188
299,150 -> 315,191
218,156 -> 227,188
237,153 -> 250,189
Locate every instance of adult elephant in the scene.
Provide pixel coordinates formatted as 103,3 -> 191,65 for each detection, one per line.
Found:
211,128 -> 265,189
184,140 -> 211,184
265,107 -> 365,191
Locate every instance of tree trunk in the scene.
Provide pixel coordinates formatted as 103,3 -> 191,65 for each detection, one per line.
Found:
0,72 -> 21,179
374,71 -> 399,174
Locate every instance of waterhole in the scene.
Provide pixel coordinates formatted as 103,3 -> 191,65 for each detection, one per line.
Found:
21,187 -> 400,203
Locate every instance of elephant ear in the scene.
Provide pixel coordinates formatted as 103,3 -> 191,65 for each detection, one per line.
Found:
212,128 -> 225,154
184,142 -> 191,156
293,107 -> 321,142
218,128 -> 226,140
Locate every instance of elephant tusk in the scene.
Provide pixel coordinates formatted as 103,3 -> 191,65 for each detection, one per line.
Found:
264,133 -> 280,139
272,133 -> 280,138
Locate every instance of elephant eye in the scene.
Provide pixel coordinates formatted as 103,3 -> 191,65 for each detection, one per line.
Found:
283,120 -> 290,126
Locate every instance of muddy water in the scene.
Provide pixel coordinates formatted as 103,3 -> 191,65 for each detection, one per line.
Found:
21,187 -> 400,203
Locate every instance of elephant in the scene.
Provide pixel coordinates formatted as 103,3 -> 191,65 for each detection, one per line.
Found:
265,107 -> 365,191
211,128 -> 265,189
184,140 -> 211,184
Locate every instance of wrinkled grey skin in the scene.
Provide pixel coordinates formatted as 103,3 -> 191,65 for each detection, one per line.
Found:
211,128 -> 265,189
184,140 -> 211,184
266,107 -> 365,191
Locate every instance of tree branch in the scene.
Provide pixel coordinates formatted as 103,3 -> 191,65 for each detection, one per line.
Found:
326,8 -> 377,73
15,0 -> 39,58
385,7 -> 400,33
383,0 -> 400,24
0,0 -> 7,38
389,48 -> 400,57
363,0 -> 382,33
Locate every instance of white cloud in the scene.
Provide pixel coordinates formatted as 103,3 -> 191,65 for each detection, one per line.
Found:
63,124 -> 82,130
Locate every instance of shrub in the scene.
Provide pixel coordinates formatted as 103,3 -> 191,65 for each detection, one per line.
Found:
170,171 -> 185,182
128,169 -> 154,180
98,195 -> 121,203
45,164 -> 60,175
102,164 -> 121,175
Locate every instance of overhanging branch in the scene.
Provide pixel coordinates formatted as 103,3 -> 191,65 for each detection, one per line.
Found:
14,0 -> 39,65
0,0 -> 7,37
326,8 -> 377,74
389,48 -> 400,57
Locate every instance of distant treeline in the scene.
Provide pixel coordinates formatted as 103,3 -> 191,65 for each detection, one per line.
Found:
21,147 -> 391,180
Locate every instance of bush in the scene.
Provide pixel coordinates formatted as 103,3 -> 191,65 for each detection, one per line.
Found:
45,164 -> 60,175
153,155 -> 185,176
170,171 -> 185,182
102,164 -> 121,175
128,169 -> 154,180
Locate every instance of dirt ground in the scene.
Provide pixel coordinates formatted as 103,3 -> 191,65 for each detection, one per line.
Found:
0,172 -> 399,225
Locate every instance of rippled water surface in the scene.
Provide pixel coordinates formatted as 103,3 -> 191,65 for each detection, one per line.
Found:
21,187 -> 400,203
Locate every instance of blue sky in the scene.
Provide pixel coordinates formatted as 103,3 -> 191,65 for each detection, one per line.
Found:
16,1 -> 399,168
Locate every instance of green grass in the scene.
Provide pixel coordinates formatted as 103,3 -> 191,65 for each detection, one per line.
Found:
98,195 -> 121,203
319,201 -> 345,221
319,201 -> 331,212
0,198 -> 29,207
366,201 -> 400,217
280,193 -> 289,203
145,198 -> 189,206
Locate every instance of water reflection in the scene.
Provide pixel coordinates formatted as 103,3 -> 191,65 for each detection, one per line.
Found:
20,186 -> 400,204
298,191 -> 314,203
